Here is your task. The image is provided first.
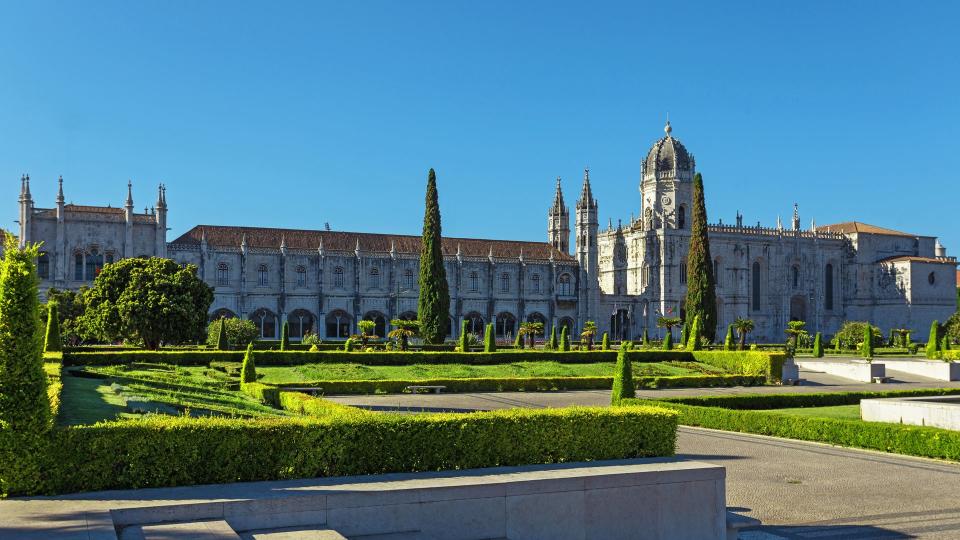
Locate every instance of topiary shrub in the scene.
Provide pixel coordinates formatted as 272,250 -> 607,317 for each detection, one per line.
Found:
723,325 -> 734,351
942,336 -> 952,352
549,326 -> 558,350
601,332 -> 610,351
280,321 -> 290,351
514,330 -> 523,349
610,342 -> 635,405
688,316 -> 702,351
662,331 -> 673,351
560,326 -> 570,352
240,343 -> 257,384
458,320 -> 469,352
927,320 -> 941,359
215,318 -> 229,350
862,325 -> 874,359
44,302 -> 62,353
835,321 -> 882,351
484,323 -> 496,353
642,328 -> 650,348
812,332 -> 824,358
680,323 -> 689,350
343,338 -> 355,352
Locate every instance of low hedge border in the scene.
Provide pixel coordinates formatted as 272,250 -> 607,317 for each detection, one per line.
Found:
652,387 -> 960,410
3,404 -> 677,496
268,374 -> 764,394
621,396 -> 960,461
63,351 -> 245,366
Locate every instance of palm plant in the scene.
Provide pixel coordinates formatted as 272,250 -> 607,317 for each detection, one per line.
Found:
580,321 -> 598,351
357,320 -> 377,347
388,319 -> 419,351
518,321 -> 544,349
657,316 -> 681,342
733,317 -> 755,351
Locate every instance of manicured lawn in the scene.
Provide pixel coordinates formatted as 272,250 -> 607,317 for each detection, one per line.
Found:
256,360 -> 726,384
762,404 -> 862,420
57,363 -> 288,425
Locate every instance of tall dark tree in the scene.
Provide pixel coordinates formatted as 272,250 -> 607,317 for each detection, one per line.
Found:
684,173 -> 718,341
417,169 -> 451,344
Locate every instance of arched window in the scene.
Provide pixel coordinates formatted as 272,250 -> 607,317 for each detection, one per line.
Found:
751,261 -> 761,311
288,309 -> 315,339
558,317 -> 575,336
495,312 -> 517,338
469,271 -> 479,292
37,252 -> 49,280
825,263 -> 834,310
677,205 -> 686,229
500,272 -> 510,293
257,264 -> 269,286
558,273 -> 572,295
216,263 -> 229,286
86,248 -> 103,281
325,310 -> 351,339
791,265 -> 800,289
363,312 -> 386,337
464,312 -> 484,335
209,308 -> 237,321
334,266 -> 344,288
531,273 -> 541,293
250,308 -> 277,339
403,269 -> 414,289
679,261 -> 687,285
74,252 -> 83,281
526,312 -> 547,336
296,265 -> 307,287
368,267 -> 380,289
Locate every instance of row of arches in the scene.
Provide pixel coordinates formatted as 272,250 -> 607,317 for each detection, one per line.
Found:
209,308 -> 576,340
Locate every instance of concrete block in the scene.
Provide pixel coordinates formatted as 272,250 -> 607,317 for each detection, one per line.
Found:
326,502 -> 420,537
417,496 -> 506,540
112,503 -> 225,528
656,480 -> 725,539
506,490 -> 586,540
224,509 -> 328,533
585,485 -> 659,540
794,359 -> 884,382
139,519 -> 240,540
878,359 -> 960,381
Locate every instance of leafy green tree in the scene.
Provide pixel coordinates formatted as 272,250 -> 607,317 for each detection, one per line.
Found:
733,317 -> 755,351
280,321 -> 290,350
240,343 -> 256,384
657,317 -> 681,350
581,321 -> 598,350
723,324 -> 735,351
215,318 -> 229,350
458,319 -> 470,352
684,173 -> 718,341
610,342 -> 635,405
80,258 -> 213,349
43,302 -> 62,353
601,331 -> 610,351
206,318 -> 257,349
560,326 -> 570,351
417,169 -> 450,344
927,320 -> 941,359
862,325 -> 874,358
812,332 -> 824,357
549,326 -> 558,350
834,321 -> 882,351
484,323 -> 496,352
388,319 -> 419,351
687,316 -> 702,350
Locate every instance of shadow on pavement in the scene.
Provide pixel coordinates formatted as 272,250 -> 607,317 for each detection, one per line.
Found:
743,524 -> 914,539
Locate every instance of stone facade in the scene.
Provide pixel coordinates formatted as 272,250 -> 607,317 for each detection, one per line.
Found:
16,122 -> 958,342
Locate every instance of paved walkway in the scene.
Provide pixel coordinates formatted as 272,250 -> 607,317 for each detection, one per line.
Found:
324,366 -> 960,412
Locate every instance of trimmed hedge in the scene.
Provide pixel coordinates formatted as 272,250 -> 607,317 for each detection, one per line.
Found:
63,350 -> 244,366
270,374 -> 764,394
653,387 -> 960,410
277,391 -> 369,419
4,405 -> 677,496
690,351 -> 787,383
621,395 -> 960,461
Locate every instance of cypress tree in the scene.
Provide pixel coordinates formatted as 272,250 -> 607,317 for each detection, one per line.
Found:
601,332 -> 610,351
43,302 -> 62,353
688,315 -> 702,350
280,321 -> 290,350
680,322 -> 689,350
484,323 -> 496,352
723,324 -> 735,351
610,343 -> 635,405
943,336 -> 952,352
813,332 -> 824,358
684,173 -> 718,342
560,326 -> 570,351
215,317 -> 229,350
240,343 -> 257,383
514,330 -> 523,349
549,326 -> 558,350
459,319 -> 469,352
927,320 -> 940,359
417,168 -> 451,344
888,329 -> 896,347
662,330 -> 673,350
862,326 -> 874,359
642,328 -> 650,348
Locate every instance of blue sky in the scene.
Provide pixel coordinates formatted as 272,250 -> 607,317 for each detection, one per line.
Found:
1,1 -> 957,251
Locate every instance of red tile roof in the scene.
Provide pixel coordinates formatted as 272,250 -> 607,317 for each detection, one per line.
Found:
171,225 -> 576,262
816,221 -> 916,237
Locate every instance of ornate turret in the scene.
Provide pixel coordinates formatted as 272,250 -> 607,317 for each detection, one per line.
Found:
18,174 -> 33,247
640,121 -> 696,231
547,176 -> 570,254
154,183 -> 168,258
575,168 -> 600,326
792,203 -> 800,231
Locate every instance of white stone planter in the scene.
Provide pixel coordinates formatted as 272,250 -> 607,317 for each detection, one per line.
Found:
875,359 -> 960,381
794,359 -> 885,383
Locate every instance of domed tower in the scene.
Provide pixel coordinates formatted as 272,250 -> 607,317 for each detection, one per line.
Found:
640,120 -> 696,232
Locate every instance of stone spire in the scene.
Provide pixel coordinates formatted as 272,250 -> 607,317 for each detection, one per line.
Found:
547,176 -> 570,254
354,238 -> 361,258
317,237 -> 325,257
56,176 -> 65,205
280,234 -> 287,256
551,176 -> 565,214
577,168 -> 595,209
240,233 -> 248,256
456,243 -> 462,263
792,203 -> 800,231
126,180 -> 134,209
390,239 -> 397,259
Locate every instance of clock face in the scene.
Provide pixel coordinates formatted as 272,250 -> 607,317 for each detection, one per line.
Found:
660,196 -> 672,206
